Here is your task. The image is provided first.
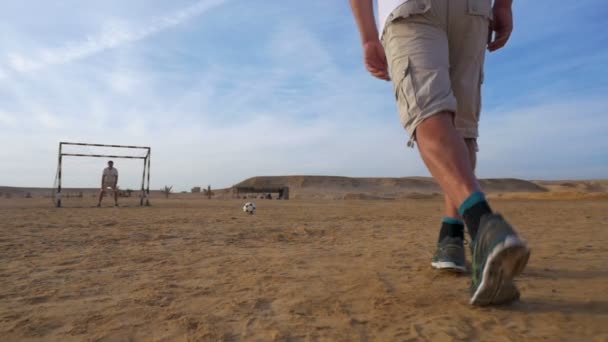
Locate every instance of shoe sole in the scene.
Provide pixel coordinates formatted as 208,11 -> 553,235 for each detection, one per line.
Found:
431,261 -> 467,273
470,236 -> 530,306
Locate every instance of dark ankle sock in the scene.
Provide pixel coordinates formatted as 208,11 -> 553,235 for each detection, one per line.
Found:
438,217 -> 465,242
459,192 -> 492,241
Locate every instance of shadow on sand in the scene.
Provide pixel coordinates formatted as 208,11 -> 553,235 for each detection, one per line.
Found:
523,266 -> 608,280
499,299 -> 608,315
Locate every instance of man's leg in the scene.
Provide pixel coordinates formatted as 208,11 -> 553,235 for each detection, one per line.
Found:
113,187 -> 119,206
432,138 -> 477,272
97,189 -> 105,207
416,115 -> 529,305
416,113 -> 479,206
382,0 -> 476,272
384,4 -> 482,226
425,114 -> 479,273
443,0 -> 530,305
383,3 -> 479,214
444,139 -> 477,218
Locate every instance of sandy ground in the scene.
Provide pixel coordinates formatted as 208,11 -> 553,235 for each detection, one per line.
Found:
0,197 -> 607,341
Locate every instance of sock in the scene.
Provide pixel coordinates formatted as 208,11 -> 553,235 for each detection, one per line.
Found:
438,217 -> 465,242
459,192 -> 492,241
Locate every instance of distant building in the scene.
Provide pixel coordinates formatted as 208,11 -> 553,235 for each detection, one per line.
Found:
233,186 -> 289,200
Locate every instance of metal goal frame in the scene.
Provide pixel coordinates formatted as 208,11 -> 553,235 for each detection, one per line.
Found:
54,142 -> 151,207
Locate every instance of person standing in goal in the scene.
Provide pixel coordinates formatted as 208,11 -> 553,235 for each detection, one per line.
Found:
97,160 -> 119,207
350,0 -> 530,305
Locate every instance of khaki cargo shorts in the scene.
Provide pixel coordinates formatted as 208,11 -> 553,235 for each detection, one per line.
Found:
382,0 -> 491,143
102,182 -> 116,190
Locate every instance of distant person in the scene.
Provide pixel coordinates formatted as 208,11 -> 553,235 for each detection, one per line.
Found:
350,0 -> 530,305
97,160 -> 119,207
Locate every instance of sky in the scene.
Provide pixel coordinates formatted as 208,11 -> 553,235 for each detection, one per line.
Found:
0,0 -> 607,190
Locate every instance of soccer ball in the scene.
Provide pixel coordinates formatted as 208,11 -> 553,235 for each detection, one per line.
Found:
243,202 -> 256,214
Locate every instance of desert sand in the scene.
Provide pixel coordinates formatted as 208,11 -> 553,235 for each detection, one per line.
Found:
1,189 -> 607,341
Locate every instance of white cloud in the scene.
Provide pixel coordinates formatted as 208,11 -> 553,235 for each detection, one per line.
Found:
107,71 -> 140,94
0,111 -> 17,126
35,111 -> 63,129
125,117 -> 148,138
4,0 -> 227,73
478,98 -> 608,179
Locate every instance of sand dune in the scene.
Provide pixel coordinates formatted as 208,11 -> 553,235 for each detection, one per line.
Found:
233,176 -> 555,199
235,175 -> 550,193
533,180 -> 608,193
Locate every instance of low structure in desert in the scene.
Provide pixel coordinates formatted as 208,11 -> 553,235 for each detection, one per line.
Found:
232,185 -> 289,200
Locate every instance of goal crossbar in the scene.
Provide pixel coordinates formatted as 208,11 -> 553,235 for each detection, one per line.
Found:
61,153 -> 147,159
60,141 -> 151,149
54,142 -> 151,207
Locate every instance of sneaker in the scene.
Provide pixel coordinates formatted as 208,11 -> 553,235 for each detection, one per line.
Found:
493,279 -> 521,304
470,214 -> 530,306
431,236 -> 467,273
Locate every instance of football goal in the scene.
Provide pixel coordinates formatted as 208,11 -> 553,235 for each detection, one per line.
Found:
52,142 -> 151,207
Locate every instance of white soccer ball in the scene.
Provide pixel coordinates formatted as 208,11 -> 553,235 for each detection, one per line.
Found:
243,202 -> 256,214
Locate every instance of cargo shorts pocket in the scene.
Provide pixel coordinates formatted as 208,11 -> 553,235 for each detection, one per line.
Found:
467,0 -> 492,19
388,0 -> 431,23
475,66 -> 484,122
393,58 -> 419,124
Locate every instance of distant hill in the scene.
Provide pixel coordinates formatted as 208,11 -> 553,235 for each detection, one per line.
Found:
232,176 -> 550,199
533,180 -> 608,193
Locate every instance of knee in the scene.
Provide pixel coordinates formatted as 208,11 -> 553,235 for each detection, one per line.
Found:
417,111 -> 455,131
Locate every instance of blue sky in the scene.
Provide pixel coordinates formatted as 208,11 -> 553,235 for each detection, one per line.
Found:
0,0 -> 606,190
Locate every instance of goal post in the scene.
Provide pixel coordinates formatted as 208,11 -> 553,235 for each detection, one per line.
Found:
53,142 -> 151,207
